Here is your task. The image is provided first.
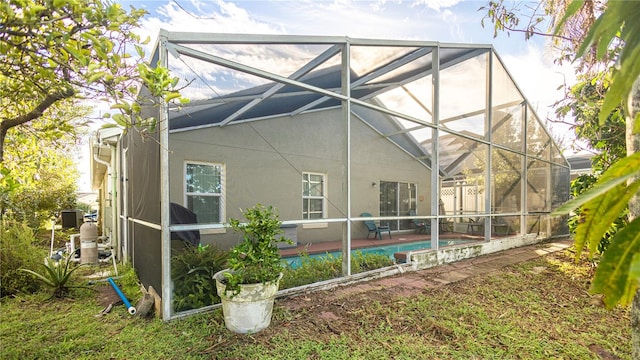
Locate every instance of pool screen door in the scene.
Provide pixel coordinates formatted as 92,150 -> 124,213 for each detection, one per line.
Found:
380,181 -> 416,231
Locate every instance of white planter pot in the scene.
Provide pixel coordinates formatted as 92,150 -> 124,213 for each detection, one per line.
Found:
214,270 -> 282,334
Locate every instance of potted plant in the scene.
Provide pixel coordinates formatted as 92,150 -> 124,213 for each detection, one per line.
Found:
214,204 -> 291,334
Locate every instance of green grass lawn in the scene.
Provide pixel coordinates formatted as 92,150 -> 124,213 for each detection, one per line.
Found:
0,249 -> 631,359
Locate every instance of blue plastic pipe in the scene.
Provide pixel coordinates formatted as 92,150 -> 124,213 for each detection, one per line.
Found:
107,277 -> 136,315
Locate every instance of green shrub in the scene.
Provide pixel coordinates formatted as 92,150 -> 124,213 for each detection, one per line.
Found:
281,252 -> 342,289
281,251 -> 394,289
0,217 -> 47,296
351,251 -> 394,272
171,243 -> 228,312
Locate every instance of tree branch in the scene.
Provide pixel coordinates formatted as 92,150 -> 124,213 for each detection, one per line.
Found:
500,24 -> 573,42
1,88 -> 75,130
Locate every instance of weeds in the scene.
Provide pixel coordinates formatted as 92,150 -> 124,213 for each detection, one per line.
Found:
117,262 -> 143,301
281,251 -> 394,289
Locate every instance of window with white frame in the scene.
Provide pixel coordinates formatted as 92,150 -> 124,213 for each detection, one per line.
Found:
185,162 -> 224,223
302,172 -> 325,219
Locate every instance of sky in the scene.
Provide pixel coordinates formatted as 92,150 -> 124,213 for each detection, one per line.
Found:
76,0 -> 578,192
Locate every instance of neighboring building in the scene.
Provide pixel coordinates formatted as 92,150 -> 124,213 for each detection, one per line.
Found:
90,33 -> 570,320
567,154 -> 594,180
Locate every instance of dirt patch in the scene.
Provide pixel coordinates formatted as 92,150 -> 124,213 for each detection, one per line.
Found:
317,311 -> 339,320
588,344 -> 623,360
95,285 -> 122,308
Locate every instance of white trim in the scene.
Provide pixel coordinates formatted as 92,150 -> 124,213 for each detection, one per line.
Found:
302,222 -> 329,229
200,228 -> 227,235
302,172 -> 327,219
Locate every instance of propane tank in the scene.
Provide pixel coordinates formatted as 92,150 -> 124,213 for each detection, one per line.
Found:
79,222 -> 99,264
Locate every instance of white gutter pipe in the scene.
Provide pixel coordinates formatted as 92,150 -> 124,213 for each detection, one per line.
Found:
92,148 -> 110,168
92,136 -> 119,261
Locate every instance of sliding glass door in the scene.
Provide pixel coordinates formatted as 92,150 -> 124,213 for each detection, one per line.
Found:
380,181 -> 416,231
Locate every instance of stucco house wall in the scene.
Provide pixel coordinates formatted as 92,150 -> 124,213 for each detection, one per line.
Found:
168,108 -> 431,249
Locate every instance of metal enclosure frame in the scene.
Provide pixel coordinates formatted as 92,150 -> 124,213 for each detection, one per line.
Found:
111,32 -> 571,320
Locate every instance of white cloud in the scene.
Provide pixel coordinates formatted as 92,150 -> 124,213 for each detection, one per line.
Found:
440,9 -> 466,43
372,0 -> 402,12
136,0 -> 283,54
411,0 -> 464,11
272,1 -> 419,39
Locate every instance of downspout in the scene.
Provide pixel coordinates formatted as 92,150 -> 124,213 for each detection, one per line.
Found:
93,146 -> 110,168
108,144 -> 118,260
93,137 -> 118,260
92,147 -> 110,236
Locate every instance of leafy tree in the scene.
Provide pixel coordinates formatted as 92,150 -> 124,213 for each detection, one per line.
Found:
482,0 -> 640,356
554,2 -> 640,356
481,0 -> 603,69
1,102 -> 89,228
0,0 -> 185,164
555,73 -> 626,172
555,72 -> 627,252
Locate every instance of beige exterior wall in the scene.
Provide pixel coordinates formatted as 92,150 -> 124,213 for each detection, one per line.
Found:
168,109 -> 431,249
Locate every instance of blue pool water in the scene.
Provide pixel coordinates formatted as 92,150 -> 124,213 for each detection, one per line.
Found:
283,239 -> 475,268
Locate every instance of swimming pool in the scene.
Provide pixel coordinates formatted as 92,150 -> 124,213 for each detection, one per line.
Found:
283,239 -> 476,268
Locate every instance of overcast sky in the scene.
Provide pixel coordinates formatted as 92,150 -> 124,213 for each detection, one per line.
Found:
77,0 -> 578,192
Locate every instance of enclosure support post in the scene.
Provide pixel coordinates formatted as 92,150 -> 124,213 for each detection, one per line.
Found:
431,45 -> 440,249
158,32 -> 172,321
341,40 -> 352,276
121,147 -> 128,263
521,104 -> 528,236
485,51 -> 493,241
